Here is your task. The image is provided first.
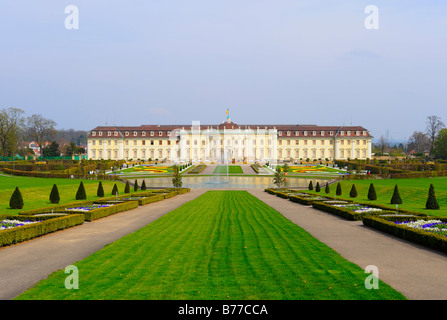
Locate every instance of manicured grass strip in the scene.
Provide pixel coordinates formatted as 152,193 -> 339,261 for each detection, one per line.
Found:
213,166 -> 243,174
15,191 -> 405,300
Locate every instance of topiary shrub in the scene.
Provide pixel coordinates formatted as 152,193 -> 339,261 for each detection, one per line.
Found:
10,187 -> 24,209
368,183 -> 377,201
315,182 -> 321,192
124,181 -> 130,193
97,181 -> 104,198
76,181 -> 87,200
390,184 -> 402,205
141,180 -> 147,191
134,179 -> 139,192
350,184 -> 358,198
308,181 -> 313,191
336,182 -> 342,196
325,183 -> 330,194
426,184 -> 440,210
111,183 -> 119,195
50,184 -> 60,204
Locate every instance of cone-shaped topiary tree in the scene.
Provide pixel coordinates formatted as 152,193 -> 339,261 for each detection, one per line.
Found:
141,180 -> 147,191
325,183 -> 330,194
308,181 -> 313,191
97,181 -> 104,197
76,181 -> 87,200
10,187 -> 24,209
315,182 -> 321,192
426,184 -> 440,210
368,183 -> 377,201
124,181 -> 130,193
390,184 -> 402,205
350,184 -> 358,198
134,179 -> 139,192
49,184 -> 60,204
336,182 -> 342,196
111,183 -> 119,195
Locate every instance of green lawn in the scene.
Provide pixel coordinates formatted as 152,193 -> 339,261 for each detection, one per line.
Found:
307,177 -> 447,216
213,165 -> 243,174
0,175 -> 125,214
15,190 -> 405,300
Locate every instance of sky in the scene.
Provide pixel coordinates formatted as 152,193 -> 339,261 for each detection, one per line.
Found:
0,1 -> 446,143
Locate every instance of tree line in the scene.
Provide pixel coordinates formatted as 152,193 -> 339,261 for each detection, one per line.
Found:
0,107 -> 86,158
374,115 -> 447,159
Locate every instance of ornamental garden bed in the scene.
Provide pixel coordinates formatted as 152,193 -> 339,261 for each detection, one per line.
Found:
0,214 -> 85,247
362,215 -> 447,254
311,201 -> 427,221
187,165 -> 207,174
63,201 -> 140,222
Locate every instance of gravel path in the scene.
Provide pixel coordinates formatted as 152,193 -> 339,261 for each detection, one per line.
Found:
248,189 -> 447,300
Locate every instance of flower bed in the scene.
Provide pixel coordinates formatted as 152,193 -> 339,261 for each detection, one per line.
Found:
362,216 -> 447,254
1,219 -> 41,230
0,214 -> 85,247
65,204 -> 114,212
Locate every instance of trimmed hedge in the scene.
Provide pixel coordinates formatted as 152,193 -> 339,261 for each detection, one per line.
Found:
188,165 -> 207,174
81,201 -> 140,222
0,214 -> 85,247
311,201 -> 427,221
362,216 -> 447,254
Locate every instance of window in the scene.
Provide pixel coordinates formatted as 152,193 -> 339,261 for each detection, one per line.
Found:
329,131 -> 333,136
304,131 -> 308,136
287,140 -> 291,145
98,132 -> 102,136
133,140 -> 137,146
304,140 -> 308,145
142,140 -> 146,145
186,140 -> 190,145
159,131 -> 163,136
107,131 -> 111,136
133,131 -> 137,136
159,140 -> 163,145
340,131 -> 344,136
295,140 -> 299,145
142,131 -> 146,136
295,131 -> 299,136
312,140 -> 316,145
363,131 -> 367,136
150,131 -> 154,136
279,140 -> 282,145
312,131 -> 316,136
125,140 -> 129,146
321,131 -> 325,136
167,140 -> 171,145
114,131 -> 118,136
278,132 -> 282,136
287,131 -> 290,136
92,131 -> 96,136
125,131 -> 129,136
150,140 -> 154,145
347,131 -> 351,136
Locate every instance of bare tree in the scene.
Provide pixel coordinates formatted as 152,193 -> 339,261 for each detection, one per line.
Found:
426,115 -> 445,155
26,114 -> 57,157
407,131 -> 430,153
0,107 -> 25,157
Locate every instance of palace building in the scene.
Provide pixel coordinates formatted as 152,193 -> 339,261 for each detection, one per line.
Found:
86,118 -> 373,163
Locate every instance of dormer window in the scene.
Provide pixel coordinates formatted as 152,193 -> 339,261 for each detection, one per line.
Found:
363,131 -> 367,136
98,132 -> 103,136
150,131 -> 154,136
92,131 -> 96,136
304,131 -> 308,136
142,131 -> 146,136
329,131 -> 333,136
287,131 -> 291,136
159,131 -> 163,136
340,131 -> 344,136
321,131 -> 325,136
347,131 -> 351,136
295,131 -> 299,136
279,132 -> 282,136
114,131 -> 118,136
312,131 -> 316,136
107,131 -> 112,136
125,131 -> 129,136
133,131 -> 138,136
